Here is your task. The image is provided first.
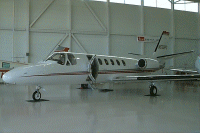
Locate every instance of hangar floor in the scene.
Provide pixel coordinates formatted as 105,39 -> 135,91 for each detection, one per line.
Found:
0,81 -> 199,132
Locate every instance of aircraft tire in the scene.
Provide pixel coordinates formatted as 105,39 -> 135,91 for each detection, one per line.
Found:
32,91 -> 41,101
150,85 -> 157,96
81,84 -> 88,89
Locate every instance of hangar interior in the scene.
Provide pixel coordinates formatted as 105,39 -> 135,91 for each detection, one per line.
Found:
0,0 -> 199,132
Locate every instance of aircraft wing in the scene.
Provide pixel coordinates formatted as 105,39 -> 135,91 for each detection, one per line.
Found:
111,74 -> 200,82
169,68 -> 198,74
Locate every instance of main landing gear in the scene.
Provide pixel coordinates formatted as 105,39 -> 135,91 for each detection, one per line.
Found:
149,84 -> 157,96
32,86 -> 41,101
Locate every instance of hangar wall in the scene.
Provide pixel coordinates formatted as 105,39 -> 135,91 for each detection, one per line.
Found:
0,0 -> 199,70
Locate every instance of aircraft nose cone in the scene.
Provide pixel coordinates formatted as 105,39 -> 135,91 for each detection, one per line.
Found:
2,72 -> 14,84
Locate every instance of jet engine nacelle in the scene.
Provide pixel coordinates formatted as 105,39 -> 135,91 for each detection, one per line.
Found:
137,58 -> 160,70
138,59 -> 147,69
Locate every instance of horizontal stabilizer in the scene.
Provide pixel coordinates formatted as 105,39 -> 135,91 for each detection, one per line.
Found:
137,74 -> 200,81
112,74 -> 200,82
157,50 -> 194,59
169,68 -> 198,74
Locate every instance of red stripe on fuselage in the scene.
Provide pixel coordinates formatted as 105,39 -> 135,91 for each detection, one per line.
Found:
21,69 -> 157,77
0,70 -> 10,78
0,70 -> 10,72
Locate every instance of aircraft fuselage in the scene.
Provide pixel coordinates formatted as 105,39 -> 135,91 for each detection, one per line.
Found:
3,52 -> 162,86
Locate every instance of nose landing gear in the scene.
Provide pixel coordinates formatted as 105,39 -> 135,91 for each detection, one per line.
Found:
32,86 -> 42,101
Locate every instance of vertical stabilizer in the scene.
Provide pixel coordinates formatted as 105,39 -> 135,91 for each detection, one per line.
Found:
152,31 -> 169,59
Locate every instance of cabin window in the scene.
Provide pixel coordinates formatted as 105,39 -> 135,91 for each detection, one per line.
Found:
122,60 -> 126,66
98,58 -> 103,65
67,53 -> 77,65
47,53 -> 65,65
116,60 -> 120,66
110,59 -> 114,65
104,59 -> 109,65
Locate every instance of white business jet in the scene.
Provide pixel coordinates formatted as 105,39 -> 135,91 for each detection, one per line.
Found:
2,31 -> 199,101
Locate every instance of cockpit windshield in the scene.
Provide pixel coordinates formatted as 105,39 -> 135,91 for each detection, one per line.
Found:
47,53 -> 65,65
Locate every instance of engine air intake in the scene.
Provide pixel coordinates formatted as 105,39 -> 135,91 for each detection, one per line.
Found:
138,59 -> 146,68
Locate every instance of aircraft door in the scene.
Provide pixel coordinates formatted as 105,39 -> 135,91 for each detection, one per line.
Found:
87,55 -> 99,83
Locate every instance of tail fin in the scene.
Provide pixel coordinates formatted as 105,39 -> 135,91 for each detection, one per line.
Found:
152,31 -> 170,58
152,31 -> 194,60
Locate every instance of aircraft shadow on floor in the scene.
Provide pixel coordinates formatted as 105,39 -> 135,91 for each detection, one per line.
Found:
144,94 -> 161,97
26,99 -> 50,102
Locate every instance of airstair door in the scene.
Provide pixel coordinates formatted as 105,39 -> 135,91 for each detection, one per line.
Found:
87,55 -> 99,83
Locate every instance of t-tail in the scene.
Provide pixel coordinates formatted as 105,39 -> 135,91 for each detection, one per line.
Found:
152,31 -> 194,60
152,31 -> 169,59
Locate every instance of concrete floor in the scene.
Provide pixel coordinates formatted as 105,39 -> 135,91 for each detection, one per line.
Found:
0,81 -> 199,132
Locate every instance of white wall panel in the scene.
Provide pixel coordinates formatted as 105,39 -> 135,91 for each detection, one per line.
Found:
29,33 -> 66,63
174,11 -> 198,39
0,0 -> 13,29
87,1 -> 107,30
174,39 -> 198,68
30,0 -> 52,24
13,31 -> 27,63
0,31 -> 13,61
15,0 -> 27,29
72,34 -> 108,54
144,7 -> 171,36
72,0 -> 105,32
110,3 -> 142,35
110,35 -> 141,57
30,0 -> 68,29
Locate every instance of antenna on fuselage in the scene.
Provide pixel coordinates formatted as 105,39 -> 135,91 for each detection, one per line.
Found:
128,53 -> 141,56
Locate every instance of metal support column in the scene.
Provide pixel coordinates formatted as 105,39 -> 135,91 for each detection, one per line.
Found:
140,0 -> 145,55
25,0 -> 30,63
12,0 -> 15,62
170,0 -> 175,72
68,0 -> 72,51
198,3 -> 200,54
107,0 -> 110,55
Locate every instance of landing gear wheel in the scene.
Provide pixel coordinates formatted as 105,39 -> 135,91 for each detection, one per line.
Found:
81,84 -> 88,89
32,91 -> 41,101
150,85 -> 157,96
